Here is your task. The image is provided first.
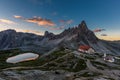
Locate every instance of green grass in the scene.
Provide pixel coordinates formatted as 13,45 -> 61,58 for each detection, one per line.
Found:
0,47 -> 67,70
0,47 -> 87,72
0,49 -> 43,69
84,55 -> 95,60
91,61 -> 110,70
56,59 -> 64,63
91,61 -> 108,67
72,59 -> 87,72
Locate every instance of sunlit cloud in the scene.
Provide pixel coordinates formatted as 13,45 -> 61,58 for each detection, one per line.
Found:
59,19 -> 73,24
14,15 -> 23,19
93,28 -> 105,32
14,15 -> 56,27
99,35 -> 120,41
26,17 -> 56,27
14,15 -> 64,30
0,19 -> 16,24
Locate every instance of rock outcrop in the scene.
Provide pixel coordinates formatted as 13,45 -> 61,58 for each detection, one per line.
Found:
0,21 -> 120,55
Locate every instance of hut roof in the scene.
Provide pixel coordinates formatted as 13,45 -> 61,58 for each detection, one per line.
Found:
79,45 -> 91,50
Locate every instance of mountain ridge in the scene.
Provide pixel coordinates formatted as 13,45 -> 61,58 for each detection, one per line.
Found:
0,21 -> 120,55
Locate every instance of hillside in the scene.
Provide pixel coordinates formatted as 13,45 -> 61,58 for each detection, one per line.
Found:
0,48 -> 120,80
0,21 -> 120,80
0,21 -> 120,55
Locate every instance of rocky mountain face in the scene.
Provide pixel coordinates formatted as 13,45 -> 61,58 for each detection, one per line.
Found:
0,21 -> 120,55
0,21 -> 120,80
0,29 -> 45,53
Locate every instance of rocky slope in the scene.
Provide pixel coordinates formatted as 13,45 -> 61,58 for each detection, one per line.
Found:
0,21 -> 120,80
0,21 -> 120,55
0,48 -> 120,80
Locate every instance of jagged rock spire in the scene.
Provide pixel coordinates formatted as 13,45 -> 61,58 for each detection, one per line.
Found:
44,31 -> 49,36
44,31 -> 54,39
78,20 -> 89,33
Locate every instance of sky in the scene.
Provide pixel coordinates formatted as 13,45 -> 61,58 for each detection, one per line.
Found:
0,0 -> 120,41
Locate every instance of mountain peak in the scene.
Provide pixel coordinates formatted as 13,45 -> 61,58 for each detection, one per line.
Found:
60,20 -> 90,36
1,29 -> 16,34
44,31 -> 54,38
44,31 -> 49,36
2,29 -> 16,32
78,20 -> 89,33
81,20 -> 86,25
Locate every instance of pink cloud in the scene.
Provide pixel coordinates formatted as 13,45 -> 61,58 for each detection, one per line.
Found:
0,19 -> 16,24
14,15 -> 66,30
93,28 -> 105,32
14,15 -> 23,19
59,19 -> 73,24
26,17 -> 56,27
14,15 -> 56,27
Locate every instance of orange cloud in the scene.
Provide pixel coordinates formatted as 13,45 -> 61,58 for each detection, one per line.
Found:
59,19 -> 73,24
96,33 -> 120,41
14,15 -> 56,27
14,15 -> 64,30
14,15 -> 23,19
0,19 -> 16,24
26,17 -> 56,27
93,28 -> 105,32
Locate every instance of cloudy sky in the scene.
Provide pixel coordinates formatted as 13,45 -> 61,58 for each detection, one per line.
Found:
0,0 -> 120,40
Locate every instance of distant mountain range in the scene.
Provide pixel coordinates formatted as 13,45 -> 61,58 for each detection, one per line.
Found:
0,21 -> 120,55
